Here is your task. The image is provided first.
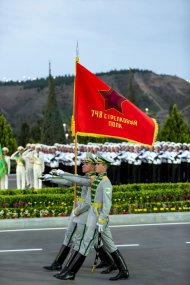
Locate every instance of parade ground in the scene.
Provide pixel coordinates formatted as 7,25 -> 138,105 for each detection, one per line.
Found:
0,222 -> 190,285
0,174 -> 190,285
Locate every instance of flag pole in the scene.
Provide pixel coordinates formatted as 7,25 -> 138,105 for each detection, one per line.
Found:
72,42 -> 79,207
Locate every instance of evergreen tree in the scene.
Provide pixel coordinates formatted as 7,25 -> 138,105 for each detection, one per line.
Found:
41,63 -> 65,145
18,122 -> 30,146
0,114 -> 17,152
30,118 -> 43,143
158,104 -> 189,142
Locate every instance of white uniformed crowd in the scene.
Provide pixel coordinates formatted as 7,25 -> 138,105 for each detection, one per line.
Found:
0,141 -> 190,190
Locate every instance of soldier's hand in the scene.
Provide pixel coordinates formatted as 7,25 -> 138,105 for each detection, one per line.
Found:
96,222 -> 104,233
39,174 -> 52,181
50,169 -> 64,176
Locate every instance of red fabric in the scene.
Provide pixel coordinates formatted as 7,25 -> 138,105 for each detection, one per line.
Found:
74,62 -> 157,146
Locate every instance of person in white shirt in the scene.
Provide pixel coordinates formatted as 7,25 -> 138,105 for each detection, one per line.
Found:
11,146 -> 26,189
33,145 -> 45,189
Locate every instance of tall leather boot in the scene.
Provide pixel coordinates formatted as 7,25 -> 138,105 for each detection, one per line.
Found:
95,245 -> 109,268
109,250 -> 129,280
55,252 -> 86,280
43,245 -> 70,271
96,247 -> 117,274
53,249 -> 78,278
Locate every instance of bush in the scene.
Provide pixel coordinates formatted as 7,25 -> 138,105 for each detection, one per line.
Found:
0,183 -> 189,218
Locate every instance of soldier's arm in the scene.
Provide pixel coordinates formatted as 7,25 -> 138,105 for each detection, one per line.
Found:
51,177 -> 74,186
74,187 -> 91,216
58,173 -> 91,187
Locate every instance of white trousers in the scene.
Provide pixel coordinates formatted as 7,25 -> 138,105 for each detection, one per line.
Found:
0,174 -> 8,189
33,165 -> 43,189
16,166 -> 26,189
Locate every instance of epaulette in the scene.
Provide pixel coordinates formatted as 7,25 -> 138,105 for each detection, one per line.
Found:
90,175 -> 96,182
102,176 -> 108,180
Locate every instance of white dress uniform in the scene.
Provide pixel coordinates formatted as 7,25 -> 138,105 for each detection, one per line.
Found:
11,147 -> 26,189
23,148 -> 34,188
33,150 -> 44,189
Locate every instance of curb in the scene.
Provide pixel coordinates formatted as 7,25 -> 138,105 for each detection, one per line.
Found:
0,212 -> 190,230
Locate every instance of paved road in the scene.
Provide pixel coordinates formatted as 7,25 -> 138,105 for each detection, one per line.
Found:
8,174 -> 16,189
0,223 -> 189,285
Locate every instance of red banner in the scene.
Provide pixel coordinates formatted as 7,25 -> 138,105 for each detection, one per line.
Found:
73,62 -> 158,146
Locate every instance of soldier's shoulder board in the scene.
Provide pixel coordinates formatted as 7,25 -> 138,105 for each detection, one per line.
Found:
102,176 -> 108,180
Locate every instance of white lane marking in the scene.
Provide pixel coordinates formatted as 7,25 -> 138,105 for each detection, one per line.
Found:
0,249 -> 43,253
110,222 -> 190,227
116,244 -> 139,247
0,222 -> 190,233
185,242 -> 190,244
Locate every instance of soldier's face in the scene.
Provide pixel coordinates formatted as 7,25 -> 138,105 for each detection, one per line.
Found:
95,163 -> 107,173
82,162 -> 95,173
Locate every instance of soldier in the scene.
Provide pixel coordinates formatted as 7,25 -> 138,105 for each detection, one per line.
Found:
33,145 -> 45,189
23,144 -> 35,189
43,153 -> 97,272
11,146 -> 26,189
55,152 -> 129,281
0,147 -> 11,189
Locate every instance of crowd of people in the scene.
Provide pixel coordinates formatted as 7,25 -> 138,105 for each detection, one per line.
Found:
0,140 -> 190,190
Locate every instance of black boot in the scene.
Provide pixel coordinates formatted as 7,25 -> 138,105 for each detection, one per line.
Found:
95,246 -> 110,268
96,247 -> 117,274
55,252 -> 86,280
109,250 -> 129,280
43,245 -> 70,271
53,249 -> 78,278
96,260 -> 107,268
101,263 -> 117,274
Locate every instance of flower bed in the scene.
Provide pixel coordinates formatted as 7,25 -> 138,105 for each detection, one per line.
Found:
0,183 -> 189,219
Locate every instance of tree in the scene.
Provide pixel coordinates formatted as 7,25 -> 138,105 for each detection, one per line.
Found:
41,63 -> 65,145
0,114 -> 17,153
18,122 -> 30,146
158,104 -> 189,142
30,118 -> 43,143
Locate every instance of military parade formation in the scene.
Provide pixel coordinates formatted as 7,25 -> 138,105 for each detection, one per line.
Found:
1,141 -> 190,190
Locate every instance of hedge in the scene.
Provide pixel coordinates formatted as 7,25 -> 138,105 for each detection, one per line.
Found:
0,183 -> 190,219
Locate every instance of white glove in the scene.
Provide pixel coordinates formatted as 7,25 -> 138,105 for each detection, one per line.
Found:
50,169 -> 64,176
40,174 -> 52,181
96,222 -> 104,233
71,210 -> 76,218
57,169 -> 65,176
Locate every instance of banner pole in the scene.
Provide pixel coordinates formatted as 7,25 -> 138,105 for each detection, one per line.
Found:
73,44 -> 79,208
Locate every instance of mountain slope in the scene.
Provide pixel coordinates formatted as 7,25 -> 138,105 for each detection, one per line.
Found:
0,70 -> 189,134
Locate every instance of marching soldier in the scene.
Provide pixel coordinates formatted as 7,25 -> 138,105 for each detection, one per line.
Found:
43,153 -> 96,272
11,146 -> 26,189
43,153 -> 115,276
0,147 -> 11,189
55,152 -> 129,281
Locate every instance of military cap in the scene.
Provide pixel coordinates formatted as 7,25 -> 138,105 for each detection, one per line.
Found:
83,152 -> 96,164
2,147 -> 9,153
17,146 -> 24,151
96,152 -> 113,165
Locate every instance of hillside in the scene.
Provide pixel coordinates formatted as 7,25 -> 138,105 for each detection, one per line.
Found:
0,69 -> 190,135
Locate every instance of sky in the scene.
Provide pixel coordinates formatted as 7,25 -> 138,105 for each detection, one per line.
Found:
0,0 -> 189,82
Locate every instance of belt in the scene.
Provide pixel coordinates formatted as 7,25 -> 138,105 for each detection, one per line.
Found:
91,202 -> 103,216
